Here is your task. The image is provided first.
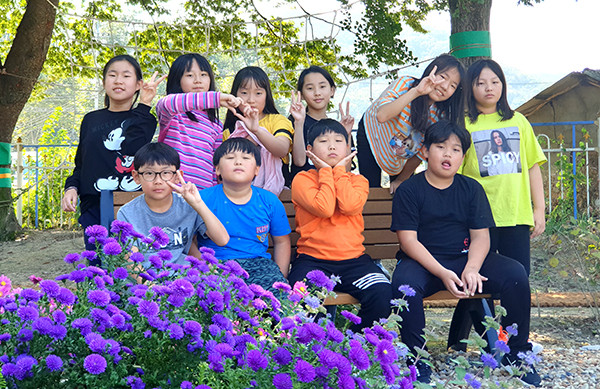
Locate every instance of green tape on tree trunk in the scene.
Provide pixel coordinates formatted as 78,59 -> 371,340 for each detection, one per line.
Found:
449,31 -> 491,58
0,142 -> 10,165
0,167 -> 11,188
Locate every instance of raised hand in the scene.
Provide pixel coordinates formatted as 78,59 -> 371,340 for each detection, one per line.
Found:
289,91 -> 306,123
220,94 -> 243,113
139,71 -> 167,105
335,149 -> 357,172
166,171 -> 203,207
306,150 -> 331,170
415,66 -> 444,97
233,102 -> 260,133
338,101 -> 354,135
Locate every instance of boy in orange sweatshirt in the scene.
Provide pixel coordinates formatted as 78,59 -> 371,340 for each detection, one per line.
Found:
288,119 -> 392,331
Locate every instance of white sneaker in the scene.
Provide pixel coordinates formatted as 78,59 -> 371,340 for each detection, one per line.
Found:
529,340 -> 543,354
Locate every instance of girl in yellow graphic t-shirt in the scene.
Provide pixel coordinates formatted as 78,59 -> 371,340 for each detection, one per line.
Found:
461,59 -> 546,276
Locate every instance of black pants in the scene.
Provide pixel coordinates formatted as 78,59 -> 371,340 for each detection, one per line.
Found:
490,225 -> 531,276
392,252 -> 531,354
356,118 -> 399,187
78,204 -> 102,267
289,253 -> 392,331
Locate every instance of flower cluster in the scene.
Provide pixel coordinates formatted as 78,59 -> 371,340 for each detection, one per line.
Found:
0,222 -> 415,388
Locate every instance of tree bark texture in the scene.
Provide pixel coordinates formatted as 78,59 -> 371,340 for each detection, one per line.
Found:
0,0 -> 59,239
449,0 -> 492,68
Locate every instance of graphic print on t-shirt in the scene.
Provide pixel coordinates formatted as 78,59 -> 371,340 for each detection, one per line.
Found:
389,130 -> 423,159
471,127 -> 521,177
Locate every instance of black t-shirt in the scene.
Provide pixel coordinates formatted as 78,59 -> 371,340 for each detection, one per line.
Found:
391,172 -> 495,259
288,114 -> 319,183
64,104 -> 157,213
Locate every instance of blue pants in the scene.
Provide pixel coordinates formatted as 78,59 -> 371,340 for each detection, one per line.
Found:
392,252 -> 531,355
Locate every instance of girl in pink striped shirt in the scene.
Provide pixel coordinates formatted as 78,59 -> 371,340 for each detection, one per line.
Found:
157,54 -> 241,189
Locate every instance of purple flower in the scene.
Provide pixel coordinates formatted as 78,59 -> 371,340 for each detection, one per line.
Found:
149,226 -> 169,246
517,350 -> 542,366
69,270 -> 87,283
398,284 -> 416,297
49,324 -> 67,340
246,349 -> 268,371
212,314 -> 232,330
130,252 -> 145,263
208,324 -> 221,336
184,320 -> 202,336
111,314 -> 126,328
138,300 -> 159,318
1,363 -> 16,377
170,279 -> 194,297
72,318 -> 93,330
297,322 -> 326,344
19,288 -> 41,301
56,287 -> 76,305
167,294 -> 186,307
273,282 -> 292,292
465,373 -> 482,388
306,270 -> 335,291
168,323 -> 184,340
349,340 -> 371,370
110,219 -> 133,235
64,253 -> 81,264
83,354 -> 107,374
86,225 -> 108,241
273,373 -> 293,389
86,333 -> 107,353
375,340 -> 397,364
207,291 -> 224,311
126,375 -> 145,389
294,359 -> 316,383
91,308 -> 111,326
273,347 -> 292,366
17,328 -> 33,342
495,340 -> 511,354
481,352 -> 498,369
103,241 -> 122,256
181,381 -> 193,389
149,255 -> 163,269
506,324 -> 518,336
157,250 -> 173,262
304,296 -> 320,309
0,333 -> 11,342
280,317 -> 296,331
17,306 -> 39,321
341,310 -> 361,325
40,280 -> 60,297
81,250 -> 97,261
318,349 -> 342,369
252,298 -> 268,310
338,374 -> 355,389
15,355 -> 37,380
113,267 -> 129,280
88,290 -> 111,307
46,354 -> 63,372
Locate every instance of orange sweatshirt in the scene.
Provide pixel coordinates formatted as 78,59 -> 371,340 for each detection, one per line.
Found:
291,165 -> 369,260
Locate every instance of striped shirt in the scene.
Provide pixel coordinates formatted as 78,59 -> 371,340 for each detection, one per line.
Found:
363,76 -> 441,176
157,92 -> 222,190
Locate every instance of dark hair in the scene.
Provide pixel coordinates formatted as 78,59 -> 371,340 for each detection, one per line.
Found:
423,120 -> 471,155
297,66 -> 336,114
166,53 -> 219,123
213,138 -> 262,167
223,66 -> 279,132
411,54 -> 466,132
490,130 -> 512,153
466,59 -> 514,123
102,55 -> 143,108
306,119 -> 348,146
134,142 -> 180,170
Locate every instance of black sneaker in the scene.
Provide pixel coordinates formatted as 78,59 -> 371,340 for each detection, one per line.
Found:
501,354 -> 542,387
414,360 -> 432,384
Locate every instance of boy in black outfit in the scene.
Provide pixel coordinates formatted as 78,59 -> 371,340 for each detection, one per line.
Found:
391,120 -> 541,386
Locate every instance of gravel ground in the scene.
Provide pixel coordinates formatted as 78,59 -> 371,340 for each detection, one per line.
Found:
424,307 -> 600,388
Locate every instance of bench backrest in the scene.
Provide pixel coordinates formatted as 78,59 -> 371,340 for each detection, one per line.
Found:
274,187 -> 399,260
104,188 -> 399,261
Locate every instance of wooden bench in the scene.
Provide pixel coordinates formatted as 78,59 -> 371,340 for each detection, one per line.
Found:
101,188 -> 498,353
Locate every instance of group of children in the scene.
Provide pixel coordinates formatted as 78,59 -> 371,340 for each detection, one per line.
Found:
61,52 -> 545,386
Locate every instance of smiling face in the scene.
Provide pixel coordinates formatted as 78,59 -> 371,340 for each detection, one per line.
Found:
179,60 -> 211,93
423,134 -> 465,182
103,60 -> 143,108
236,79 -> 267,119
472,67 -> 502,114
307,131 -> 348,167
301,72 -> 335,114
427,66 -> 461,104
215,150 -> 260,185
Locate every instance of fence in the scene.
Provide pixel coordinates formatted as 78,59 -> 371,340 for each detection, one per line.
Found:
9,120 -> 600,229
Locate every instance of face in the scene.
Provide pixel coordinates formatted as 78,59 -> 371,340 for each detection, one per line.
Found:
180,60 -> 211,93
427,66 -> 461,103
472,67 -> 502,113
132,163 -> 177,203
307,131 -> 348,167
301,72 -> 334,112
215,150 -> 260,184
237,79 -> 267,117
423,134 -> 464,180
493,131 -> 503,146
103,60 -> 143,105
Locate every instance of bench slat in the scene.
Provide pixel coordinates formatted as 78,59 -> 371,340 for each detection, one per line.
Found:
323,291 -> 492,306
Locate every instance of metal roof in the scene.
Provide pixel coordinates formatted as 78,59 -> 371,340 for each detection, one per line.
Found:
517,69 -> 600,117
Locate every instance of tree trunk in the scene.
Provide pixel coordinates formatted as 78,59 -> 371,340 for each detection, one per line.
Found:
449,0 -> 492,68
0,0 -> 59,239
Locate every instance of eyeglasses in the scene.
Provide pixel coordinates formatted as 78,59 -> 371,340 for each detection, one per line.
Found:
137,171 -> 176,182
